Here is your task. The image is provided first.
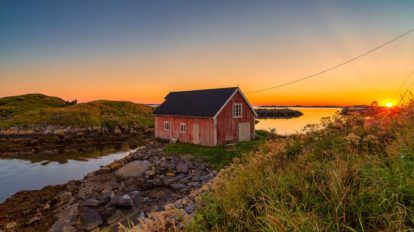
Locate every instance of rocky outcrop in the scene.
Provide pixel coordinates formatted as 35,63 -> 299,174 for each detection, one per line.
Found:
46,142 -> 216,231
256,108 -> 303,118
125,165 -> 226,232
0,182 -> 79,232
0,125 -> 153,157
128,158 -> 234,232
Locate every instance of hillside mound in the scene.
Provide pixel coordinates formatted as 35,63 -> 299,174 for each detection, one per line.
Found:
0,94 -> 153,128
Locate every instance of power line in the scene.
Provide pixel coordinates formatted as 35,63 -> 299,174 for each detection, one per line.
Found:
247,27 -> 414,94
397,68 -> 414,106
392,68 -> 414,101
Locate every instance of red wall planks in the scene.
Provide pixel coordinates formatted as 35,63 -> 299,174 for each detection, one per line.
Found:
155,115 -> 215,146
154,90 -> 256,146
215,91 -> 255,145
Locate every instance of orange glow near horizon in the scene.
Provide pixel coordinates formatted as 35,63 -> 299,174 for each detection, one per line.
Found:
1,30 -> 413,106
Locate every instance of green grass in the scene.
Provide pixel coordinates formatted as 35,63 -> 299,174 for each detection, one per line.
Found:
0,93 -> 69,119
165,130 -> 268,170
0,93 -> 154,128
187,104 -> 414,231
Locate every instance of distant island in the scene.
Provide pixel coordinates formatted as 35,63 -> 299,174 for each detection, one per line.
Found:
255,108 -> 303,119
259,105 -> 344,108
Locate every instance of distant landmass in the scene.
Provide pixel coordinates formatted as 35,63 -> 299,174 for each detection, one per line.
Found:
146,104 -> 160,108
258,105 -> 344,108
255,108 -> 303,119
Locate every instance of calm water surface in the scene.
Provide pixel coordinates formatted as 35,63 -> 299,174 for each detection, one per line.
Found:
0,150 -> 133,202
256,107 -> 341,135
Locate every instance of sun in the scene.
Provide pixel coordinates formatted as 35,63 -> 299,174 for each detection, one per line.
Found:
385,102 -> 393,108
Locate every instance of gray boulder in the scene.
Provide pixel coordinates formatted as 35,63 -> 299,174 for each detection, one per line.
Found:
100,191 -> 114,204
79,198 -> 100,207
159,159 -> 171,171
115,160 -> 151,178
111,194 -> 133,207
79,207 -> 103,230
185,203 -> 195,214
50,204 -> 79,232
169,183 -> 187,191
188,182 -> 201,188
106,210 -> 124,224
176,162 -> 188,173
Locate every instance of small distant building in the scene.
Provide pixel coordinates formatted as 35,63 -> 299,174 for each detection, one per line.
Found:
153,87 -> 257,146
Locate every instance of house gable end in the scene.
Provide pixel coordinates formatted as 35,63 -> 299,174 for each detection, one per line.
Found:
213,88 -> 257,119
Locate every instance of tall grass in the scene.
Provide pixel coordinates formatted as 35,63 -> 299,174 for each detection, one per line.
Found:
0,94 -> 154,128
188,102 -> 414,231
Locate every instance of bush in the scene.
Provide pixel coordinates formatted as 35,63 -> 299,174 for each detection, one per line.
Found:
188,103 -> 414,231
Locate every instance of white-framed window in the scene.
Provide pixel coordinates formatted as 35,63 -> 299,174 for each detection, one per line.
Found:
180,123 -> 186,133
163,121 -> 170,130
233,103 -> 242,118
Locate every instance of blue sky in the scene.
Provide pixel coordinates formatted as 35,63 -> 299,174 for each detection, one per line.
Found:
1,0 -> 413,105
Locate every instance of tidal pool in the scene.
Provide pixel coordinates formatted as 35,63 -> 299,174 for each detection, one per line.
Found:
0,149 -> 134,202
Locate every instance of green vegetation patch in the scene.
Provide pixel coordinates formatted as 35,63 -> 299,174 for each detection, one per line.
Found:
188,105 -> 414,231
0,94 -> 154,128
165,130 -> 268,170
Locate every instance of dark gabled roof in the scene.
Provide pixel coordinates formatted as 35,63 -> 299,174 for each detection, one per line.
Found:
153,87 -> 239,117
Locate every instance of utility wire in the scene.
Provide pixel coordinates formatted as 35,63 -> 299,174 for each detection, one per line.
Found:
397,69 -> 414,106
392,69 -> 414,101
247,27 -> 414,94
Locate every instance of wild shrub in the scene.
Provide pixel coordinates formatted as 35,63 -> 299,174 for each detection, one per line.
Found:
188,103 -> 414,231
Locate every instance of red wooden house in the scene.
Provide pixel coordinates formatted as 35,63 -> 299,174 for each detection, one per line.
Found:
153,87 -> 257,146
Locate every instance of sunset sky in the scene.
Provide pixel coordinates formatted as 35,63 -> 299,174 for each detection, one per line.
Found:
1,1 -> 413,106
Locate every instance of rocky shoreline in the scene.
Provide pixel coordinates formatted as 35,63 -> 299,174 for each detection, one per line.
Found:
0,142 -> 216,232
0,125 -> 153,158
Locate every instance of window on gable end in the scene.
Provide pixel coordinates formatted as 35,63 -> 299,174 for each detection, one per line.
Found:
233,103 -> 242,118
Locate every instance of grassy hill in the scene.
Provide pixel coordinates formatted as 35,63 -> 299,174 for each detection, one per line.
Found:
0,94 -> 154,128
188,104 -> 414,231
